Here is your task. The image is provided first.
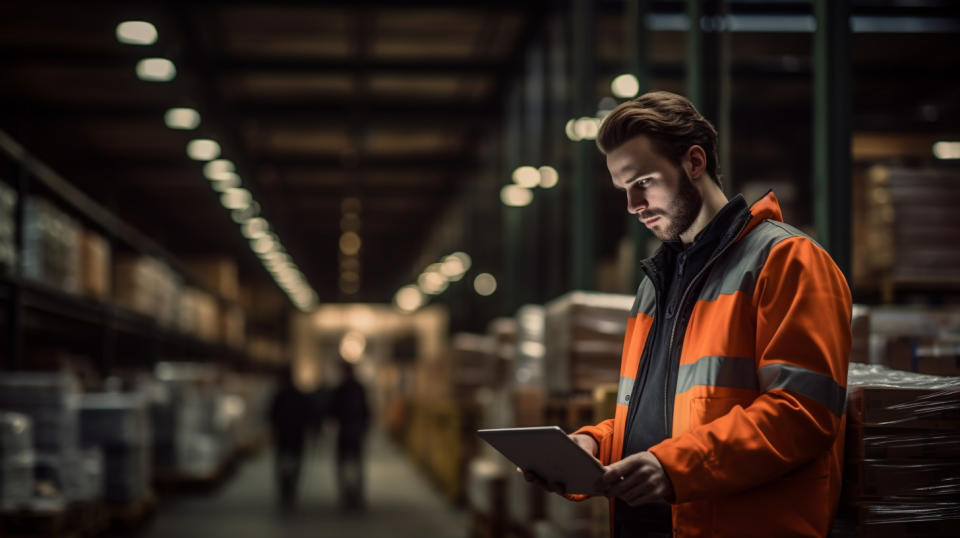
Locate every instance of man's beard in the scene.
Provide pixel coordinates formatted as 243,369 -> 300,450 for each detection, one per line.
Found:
645,168 -> 703,242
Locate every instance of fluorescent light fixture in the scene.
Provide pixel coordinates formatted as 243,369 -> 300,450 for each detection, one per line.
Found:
231,201 -> 260,223
164,108 -> 200,130
203,159 -> 235,179
136,58 -> 176,82
187,139 -> 221,161
395,285 -> 424,313
611,74 -> 640,99
220,187 -> 251,210
500,184 -> 533,207
116,21 -> 158,45
933,141 -> 960,160
474,273 -> 497,296
451,251 -> 472,272
565,119 -> 580,141
512,166 -> 541,188
242,217 -> 269,239
538,166 -> 559,189
339,232 -> 361,255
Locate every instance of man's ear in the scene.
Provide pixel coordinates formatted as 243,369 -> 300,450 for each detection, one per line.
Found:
685,145 -> 707,180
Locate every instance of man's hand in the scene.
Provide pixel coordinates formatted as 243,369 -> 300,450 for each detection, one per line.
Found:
519,433 -> 599,495
596,451 -> 674,506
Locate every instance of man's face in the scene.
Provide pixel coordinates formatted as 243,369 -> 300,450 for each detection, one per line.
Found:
606,135 -> 703,242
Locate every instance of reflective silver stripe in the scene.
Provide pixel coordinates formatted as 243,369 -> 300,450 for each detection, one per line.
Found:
697,221 -> 804,303
630,279 -> 656,318
676,356 -> 758,394
617,376 -> 634,407
758,363 -> 846,417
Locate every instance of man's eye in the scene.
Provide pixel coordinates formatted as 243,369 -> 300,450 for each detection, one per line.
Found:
637,177 -> 651,187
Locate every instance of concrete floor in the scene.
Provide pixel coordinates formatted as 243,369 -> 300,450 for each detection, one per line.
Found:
137,430 -> 469,538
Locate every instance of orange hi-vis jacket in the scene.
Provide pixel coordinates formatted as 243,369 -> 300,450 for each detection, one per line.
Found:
574,192 -> 852,537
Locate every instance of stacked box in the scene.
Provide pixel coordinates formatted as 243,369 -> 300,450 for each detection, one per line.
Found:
80,230 -> 111,301
868,306 -> 960,376
0,412 -> 35,509
78,393 -> 152,503
114,255 -> 181,326
186,257 -> 239,302
0,180 -> 16,273
835,363 -> 960,537
514,305 -> 546,387
544,292 -> 633,395
450,333 -> 497,396
21,196 -> 82,294
222,305 -> 246,349
178,287 -> 220,343
466,457 -> 507,537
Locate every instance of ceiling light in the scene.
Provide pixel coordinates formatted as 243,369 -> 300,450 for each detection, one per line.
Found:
251,235 -> 277,254
565,119 -> 581,141
339,331 -> 366,363
451,251 -> 472,272
512,166 -> 541,188
339,232 -> 361,255
231,201 -> 260,223
500,184 -> 533,207
474,273 -> 497,296
440,255 -> 465,279
220,187 -> 251,210
538,166 -> 559,189
611,73 -> 640,99
136,58 -> 176,82
242,217 -> 269,239
187,139 -> 221,161
164,108 -> 200,130
395,285 -> 424,313
116,21 -> 158,45
418,271 -> 447,295
933,141 -> 960,160
211,172 -> 241,192
203,159 -> 235,179
574,117 -> 599,140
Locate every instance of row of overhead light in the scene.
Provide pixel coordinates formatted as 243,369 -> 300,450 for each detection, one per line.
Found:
565,74 -> 641,143
393,252 -> 497,313
500,165 -> 559,208
339,198 -> 362,296
116,21 -> 318,312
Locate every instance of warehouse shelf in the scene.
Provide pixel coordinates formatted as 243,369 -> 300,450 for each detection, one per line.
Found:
0,131 -> 255,372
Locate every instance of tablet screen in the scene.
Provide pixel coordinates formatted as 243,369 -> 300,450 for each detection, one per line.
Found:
477,426 -> 604,495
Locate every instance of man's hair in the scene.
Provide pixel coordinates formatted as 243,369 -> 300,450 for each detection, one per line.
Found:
597,91 -> 721,188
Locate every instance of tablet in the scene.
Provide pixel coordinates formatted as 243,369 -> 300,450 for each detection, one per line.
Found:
476,426 -> 604,495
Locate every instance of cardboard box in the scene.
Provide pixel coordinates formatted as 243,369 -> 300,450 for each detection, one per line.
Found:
846,386 -> 960,430
186,257 -> 239,302
80,230 -> 110,301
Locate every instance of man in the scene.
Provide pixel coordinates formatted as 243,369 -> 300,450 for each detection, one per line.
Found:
330,360 -> 370,511
269,368 -> 312,511
527,91 -> 851,537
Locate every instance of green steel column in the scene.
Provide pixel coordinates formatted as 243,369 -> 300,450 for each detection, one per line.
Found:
813,0 -> 852,282
685,0 -> 704,109
571,0 -> 596,291
625,0 -> 652,289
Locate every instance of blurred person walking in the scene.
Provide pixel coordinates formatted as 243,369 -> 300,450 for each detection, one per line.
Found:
269,368 -> 312,511
329,360 -> 370,511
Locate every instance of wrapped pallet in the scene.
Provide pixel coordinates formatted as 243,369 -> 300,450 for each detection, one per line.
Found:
0,412 -> 35,510
544,292 -> 633,395
79,393 -> 152,503
21,196 -> 81,294
833,363 -> 960,537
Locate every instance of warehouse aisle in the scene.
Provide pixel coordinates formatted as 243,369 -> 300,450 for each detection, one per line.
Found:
138,429 -> 468,538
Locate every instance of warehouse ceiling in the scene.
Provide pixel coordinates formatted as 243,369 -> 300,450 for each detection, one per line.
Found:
1,1 -> 958,310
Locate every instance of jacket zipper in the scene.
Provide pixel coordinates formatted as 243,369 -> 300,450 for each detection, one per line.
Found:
622,259 -> 661,448
663,212 -> 753,436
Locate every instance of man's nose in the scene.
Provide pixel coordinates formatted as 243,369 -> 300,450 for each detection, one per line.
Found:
626,190 -> 646,215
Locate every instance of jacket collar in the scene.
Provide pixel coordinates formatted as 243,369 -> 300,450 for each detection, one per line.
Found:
738,190 -> 783,241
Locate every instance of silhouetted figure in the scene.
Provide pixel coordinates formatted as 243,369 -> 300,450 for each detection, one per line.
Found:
269,368 -> 311,511
329,361 -> 370,511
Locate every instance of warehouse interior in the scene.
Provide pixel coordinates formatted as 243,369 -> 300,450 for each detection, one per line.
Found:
1,0 -> 959,537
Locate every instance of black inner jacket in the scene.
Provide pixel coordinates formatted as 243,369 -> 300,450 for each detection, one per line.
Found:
614,194 -> 748,536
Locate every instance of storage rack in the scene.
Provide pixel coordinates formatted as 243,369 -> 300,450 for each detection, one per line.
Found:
0,129 -> 251,374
